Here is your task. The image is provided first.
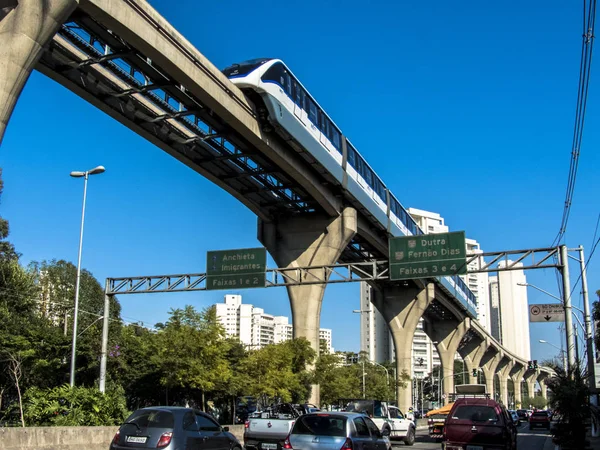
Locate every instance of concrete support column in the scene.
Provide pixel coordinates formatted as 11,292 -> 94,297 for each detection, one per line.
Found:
480,349 -> 502,399
258,208 -> 357,406
524,370 -> 537,402
0,0 -> 79,144
537,374 -> 548,406
510,366 -> 526,409
496,358 -> 512,407
371,282 -> 434,414
423,318 -> 470,405
459,338 -> 488,383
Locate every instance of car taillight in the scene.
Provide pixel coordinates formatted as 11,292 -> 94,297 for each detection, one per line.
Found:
340,438 -> 353,450
112,430 -> 120,444
157,432 -> 173,448
245,420 -> 250,428
283,435 -> 293,449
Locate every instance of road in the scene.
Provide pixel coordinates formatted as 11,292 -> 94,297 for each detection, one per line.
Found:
396,422 -> 553,449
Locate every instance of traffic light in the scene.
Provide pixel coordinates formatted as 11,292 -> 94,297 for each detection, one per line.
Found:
472,368 -> 478,377
533,360 -> 539,369
527,360 -> 534,370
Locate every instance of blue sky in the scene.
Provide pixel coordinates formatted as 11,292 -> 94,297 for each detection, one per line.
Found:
1,0 -> 598,365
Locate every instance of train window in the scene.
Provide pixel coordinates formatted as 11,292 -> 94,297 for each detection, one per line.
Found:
306,98 -> 318,125
364,166 -> 373,187
347,143 -> 357,169
330,128 -> 341,151
294,83 -> 305,109
374,177 -> 386,200
283,72 -> 291,95
261,63 -> 284,86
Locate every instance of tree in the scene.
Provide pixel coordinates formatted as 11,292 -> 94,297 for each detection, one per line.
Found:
0,168 -> 17,260
28,259 -> 122,387
155,305 -> 232,408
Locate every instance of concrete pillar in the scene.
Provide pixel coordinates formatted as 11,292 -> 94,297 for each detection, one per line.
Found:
423,318 -> 470,404
496,358 -> 512,407
480,349 -> 502,398
258,207 -> 357,405
524,370 -> 537,403
371,282 -> 434,414
459,337 -> 488,383
0,0 -> 79,145
510,365 -> 526,409
537,373 -> 549,406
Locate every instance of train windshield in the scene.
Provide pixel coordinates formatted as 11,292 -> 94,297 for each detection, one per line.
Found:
222,58 -> 272,78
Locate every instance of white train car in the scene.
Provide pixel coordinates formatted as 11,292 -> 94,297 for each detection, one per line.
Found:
223,58 -> 477,317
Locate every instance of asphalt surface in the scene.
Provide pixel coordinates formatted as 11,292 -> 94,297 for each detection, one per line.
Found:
392,421 -> 553,449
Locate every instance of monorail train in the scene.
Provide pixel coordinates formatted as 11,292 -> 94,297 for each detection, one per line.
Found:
222,58 -> 476,315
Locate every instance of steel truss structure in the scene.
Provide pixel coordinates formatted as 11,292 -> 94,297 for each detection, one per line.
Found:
106,247 -> 566,295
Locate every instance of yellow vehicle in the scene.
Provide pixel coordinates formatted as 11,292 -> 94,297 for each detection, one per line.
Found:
425,403 -> 454,440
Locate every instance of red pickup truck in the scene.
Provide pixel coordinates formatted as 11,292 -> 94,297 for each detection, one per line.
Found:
529,411 -> 551,430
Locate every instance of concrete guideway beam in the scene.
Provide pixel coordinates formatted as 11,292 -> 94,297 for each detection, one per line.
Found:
509,365 -> 527,408
0,0 -> 79,145
76,0 -> 341,217
370,282 -> 434,414
257,207 -> 357,406
423,318 -> 470,404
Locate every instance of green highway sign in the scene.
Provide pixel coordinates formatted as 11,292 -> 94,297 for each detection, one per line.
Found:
389,231 -> 467,280
206,247 -> 266,290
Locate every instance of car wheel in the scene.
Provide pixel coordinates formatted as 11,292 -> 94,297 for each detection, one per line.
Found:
403,427 -> 415,446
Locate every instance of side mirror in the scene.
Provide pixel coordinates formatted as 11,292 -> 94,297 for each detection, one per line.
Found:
222,426 -> 230,432
381,428 -> 390,437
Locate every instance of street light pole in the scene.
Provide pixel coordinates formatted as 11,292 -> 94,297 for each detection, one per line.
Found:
69,165 -> 105,387
560,245 -> 576,371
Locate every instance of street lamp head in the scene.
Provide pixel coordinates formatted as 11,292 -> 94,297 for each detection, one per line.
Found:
517,282 -> 528,286
539,340 -> 547,343
88,165 -> 105,175
70,171 -> 86,178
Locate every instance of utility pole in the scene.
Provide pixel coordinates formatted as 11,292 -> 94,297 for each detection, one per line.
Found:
561,245 -> 576,371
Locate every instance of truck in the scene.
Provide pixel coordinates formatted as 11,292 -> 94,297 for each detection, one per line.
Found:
243,403 -> 319,450
342,399 -> 416,446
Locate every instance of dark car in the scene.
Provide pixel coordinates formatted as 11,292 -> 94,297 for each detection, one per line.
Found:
516,409 -> 528,423
529,410 -> 551,430
443,398 -> 518,450
110,406 -> 242,450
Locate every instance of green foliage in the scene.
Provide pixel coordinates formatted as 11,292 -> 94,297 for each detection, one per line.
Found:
547,368 -> 589,449
240,338 -> 315,403
0,168 -> 17,260
23,384 -> 129,426
522,395 -> 547,410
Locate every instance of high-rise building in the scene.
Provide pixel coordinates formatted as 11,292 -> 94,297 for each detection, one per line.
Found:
488,261 -> 530,360
465,239 -> 491,334
214,294 -> 332,352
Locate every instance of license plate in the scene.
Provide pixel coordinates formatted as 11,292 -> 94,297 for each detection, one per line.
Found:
466,446 -> 483,450
262,444 -> 278,449
126,436 -> 148,443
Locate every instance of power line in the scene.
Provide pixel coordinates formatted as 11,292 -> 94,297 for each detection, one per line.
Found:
553,0 -> 597,246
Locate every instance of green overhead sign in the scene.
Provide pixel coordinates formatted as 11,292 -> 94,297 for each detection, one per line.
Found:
389,231 -> 467,280
206,247 -> 266,290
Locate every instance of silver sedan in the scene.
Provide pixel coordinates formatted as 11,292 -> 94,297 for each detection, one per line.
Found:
285,412 -> 392,450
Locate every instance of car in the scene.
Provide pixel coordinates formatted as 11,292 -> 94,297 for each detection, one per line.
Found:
508,410 -> 520,426
516,409 -> 529,423
284,412 -> 392,450
443,398 -> 518,450
529,410 -> 551,430
110,406 -> 242,450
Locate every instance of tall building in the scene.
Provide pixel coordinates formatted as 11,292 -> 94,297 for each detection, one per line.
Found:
214,294 -> 332,352
488,261 -> 530,360
465,239 -> 491,334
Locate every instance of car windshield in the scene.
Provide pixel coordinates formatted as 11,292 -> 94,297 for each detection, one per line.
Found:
452,405 -> 498,422
293,415 -> 347,437
222,58 -> 271,77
